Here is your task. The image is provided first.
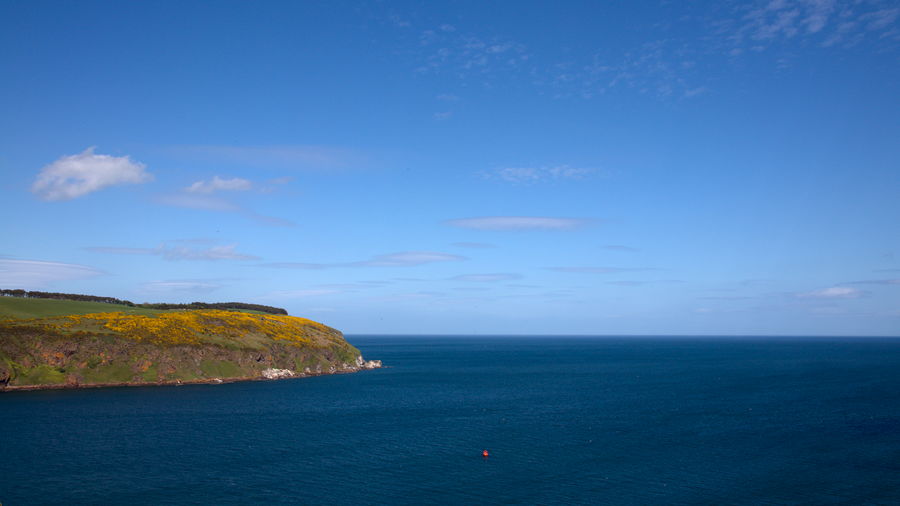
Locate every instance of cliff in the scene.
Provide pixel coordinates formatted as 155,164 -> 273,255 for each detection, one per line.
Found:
0,298 -> 380,391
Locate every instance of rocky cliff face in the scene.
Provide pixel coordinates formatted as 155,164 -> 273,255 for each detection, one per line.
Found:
0,309 -> 380,391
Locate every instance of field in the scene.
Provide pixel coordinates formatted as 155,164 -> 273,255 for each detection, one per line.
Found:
0,297 -> 163,319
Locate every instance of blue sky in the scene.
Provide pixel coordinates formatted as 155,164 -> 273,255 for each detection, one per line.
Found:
1,0 -> 898,335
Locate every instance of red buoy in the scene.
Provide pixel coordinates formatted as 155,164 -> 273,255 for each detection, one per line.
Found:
482,449 -> 489,457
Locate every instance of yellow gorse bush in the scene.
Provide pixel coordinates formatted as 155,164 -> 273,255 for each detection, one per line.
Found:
61,310 -> 334,346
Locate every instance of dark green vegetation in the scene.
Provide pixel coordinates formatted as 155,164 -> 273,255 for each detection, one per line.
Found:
0,289 -> 288,315
0,296 -> 369,391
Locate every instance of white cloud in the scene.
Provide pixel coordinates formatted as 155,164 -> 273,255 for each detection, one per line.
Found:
796,286 -> 863,299
398,3 -> 898,104
446,216 -> 590,230
87,243 -> 258,261
0,259 -> 102,287
452,242 -> 494,249
141,280 -> 224,293
260,251 -> 465,269
451,273 -> 522,282
168,144 -> 361,170
268,289 -> 343,299
414,28 -> 530,81
162,244 -> 258,261
734,0 -> 899,49
605,279 -> 683,286
484,165 -> 595,184
548,266 -> 657,274
84,247 -> 154,256
185,176 -> 252,194
365,251 -> 465,266
31,147 -> 152,201
155,193 -> 240,212
861,8 -> 899,31
155,192 -> 295,227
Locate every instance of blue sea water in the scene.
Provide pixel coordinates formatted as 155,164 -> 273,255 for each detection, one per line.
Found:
2,336 -> 900,505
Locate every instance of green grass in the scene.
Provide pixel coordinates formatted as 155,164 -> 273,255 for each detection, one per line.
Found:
0,297 -> 162,319
334,344 -> 360,364
81,364 -> 134,383
294,354 -> 330,371
200,359 -> 242,378
0,296 -> 268,320
16,364 -> 67,385
81,363 -> 136,384
141,364 -> 159,382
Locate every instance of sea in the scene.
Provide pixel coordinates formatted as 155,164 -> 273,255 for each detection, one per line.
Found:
2,336 -> 899,505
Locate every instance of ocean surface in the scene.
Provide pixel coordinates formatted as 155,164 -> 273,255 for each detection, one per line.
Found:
2,336 -> 899,505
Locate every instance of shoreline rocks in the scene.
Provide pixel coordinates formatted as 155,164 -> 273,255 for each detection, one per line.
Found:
1,358 -> 383,393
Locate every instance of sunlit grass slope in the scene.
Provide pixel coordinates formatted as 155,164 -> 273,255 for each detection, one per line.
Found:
0,297 -> 162,319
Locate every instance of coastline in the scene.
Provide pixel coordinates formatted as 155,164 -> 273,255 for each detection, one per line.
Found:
1,359 -> 383,393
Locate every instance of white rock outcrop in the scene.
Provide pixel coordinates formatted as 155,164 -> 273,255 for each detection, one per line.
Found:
261,368 -> 295,380
355,356 -> 382,369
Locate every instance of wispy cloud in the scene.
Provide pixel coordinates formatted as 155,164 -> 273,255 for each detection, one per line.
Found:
849,278 -> 900,285
388,13 -> 411,28
166,144 -> 362,170
407,21 -> 534,92
547,266 -> 658,274
364,251 -> 465,266
0,258 -> 102,287
141,280 -> 224,293
156,193 -> 241,212
31,147 -> 152,201
415,28 -> 530,79
541,39 -> 708,100
392,2 -> 898,104
185,176 -> 253,194
729,0 -> 899,49
156,180 -> 295,227
446,216 -> 591,230
452,242 -> 494,249
265,289 -> 343,298
739,0 -> 832,41
433,111 -> 453,120
260,251 -> 465,269
451,273 -> 522,282
314,283 -> 383,291
482,165 -> 595,184
795,286 -> 864,299
87,243 -> 259,261
605,279 -> 683,286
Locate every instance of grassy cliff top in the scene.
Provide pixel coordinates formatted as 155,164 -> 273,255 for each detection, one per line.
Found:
0,296 -> 345,350
0,296 -> 165,319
